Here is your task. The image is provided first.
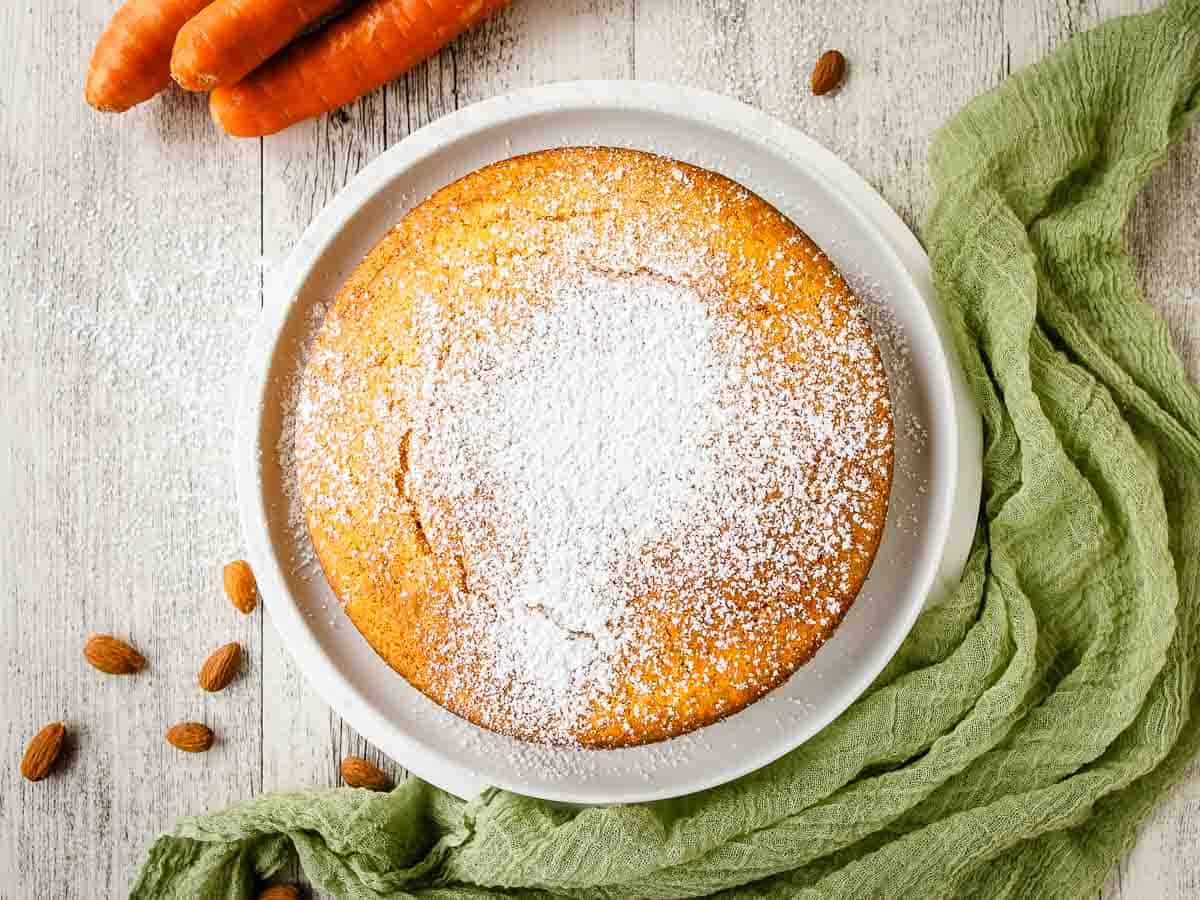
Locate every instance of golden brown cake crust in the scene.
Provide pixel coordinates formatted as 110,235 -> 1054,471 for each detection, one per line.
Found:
296,147 -> 894,747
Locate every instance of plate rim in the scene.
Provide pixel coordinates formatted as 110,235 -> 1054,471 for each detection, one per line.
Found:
236,79 -> 983,804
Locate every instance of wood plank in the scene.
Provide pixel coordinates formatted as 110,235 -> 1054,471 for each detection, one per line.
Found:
256,1 -> 633,893
0,3 -> 261,898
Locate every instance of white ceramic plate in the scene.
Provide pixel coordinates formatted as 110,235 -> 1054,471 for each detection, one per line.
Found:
236,81 -> 982,805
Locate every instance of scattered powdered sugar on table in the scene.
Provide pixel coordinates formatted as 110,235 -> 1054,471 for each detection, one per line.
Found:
652,1 -> 822,122
5,224 -> 259,587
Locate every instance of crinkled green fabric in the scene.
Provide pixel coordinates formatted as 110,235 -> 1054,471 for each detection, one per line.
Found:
132,3 -> 1200,897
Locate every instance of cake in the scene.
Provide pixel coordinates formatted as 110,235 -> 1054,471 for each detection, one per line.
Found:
295,147 -> 894,748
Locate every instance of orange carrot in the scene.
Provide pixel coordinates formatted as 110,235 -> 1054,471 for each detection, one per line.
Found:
171,0 -> 345,92
210,0 -> 512,137
86,0 -> 214,112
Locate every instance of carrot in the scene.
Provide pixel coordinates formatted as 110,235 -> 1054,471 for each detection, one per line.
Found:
171,0 -> 345,92
209,0 -> 512,137
86,0 -> 214,112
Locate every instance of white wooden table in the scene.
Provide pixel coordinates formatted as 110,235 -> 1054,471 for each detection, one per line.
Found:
2,1 -> 1197,896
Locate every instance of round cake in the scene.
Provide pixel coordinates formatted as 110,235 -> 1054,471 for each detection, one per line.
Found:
295,147 -> 894,748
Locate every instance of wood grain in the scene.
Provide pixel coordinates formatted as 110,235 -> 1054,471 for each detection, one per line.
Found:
0,1 -> 1196,897
0,1 -> 262,896
255,3 -> 633,890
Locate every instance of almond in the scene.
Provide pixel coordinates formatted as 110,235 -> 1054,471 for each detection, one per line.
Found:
166,722 -> 214,753
257,887 -> 300,900
810,49 -> 847,95
84,633 -> 145,675
340,755 -> 391,791
224,559 -> 258,614
21,722 -> 66,782
198,642 -> 242,692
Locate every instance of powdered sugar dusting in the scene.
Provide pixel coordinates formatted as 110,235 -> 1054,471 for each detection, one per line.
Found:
291,148 -> 895,746
409,274 -> 722,728
275,297 -> 332,575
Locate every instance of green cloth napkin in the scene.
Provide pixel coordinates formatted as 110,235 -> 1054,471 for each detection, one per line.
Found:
132,2 -> 1200,897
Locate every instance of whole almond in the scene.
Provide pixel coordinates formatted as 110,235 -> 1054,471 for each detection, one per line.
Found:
340,756 -> 391,791
21,722 -> 66,782
811,49 -> 847,95
198,642 -> 242,692
84,633 -> 145,675
166,722 -> 214,753
224,559 -> 258,614
257,887 -> 300,900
